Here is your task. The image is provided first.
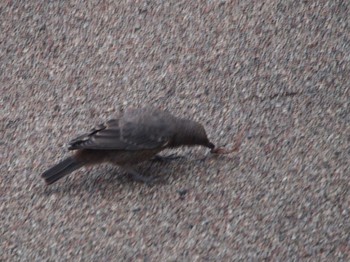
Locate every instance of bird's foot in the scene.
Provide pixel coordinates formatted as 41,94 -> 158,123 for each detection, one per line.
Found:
125,168 -> 164,186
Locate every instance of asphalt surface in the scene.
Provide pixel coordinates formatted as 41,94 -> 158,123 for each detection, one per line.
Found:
1,1 -> 349,261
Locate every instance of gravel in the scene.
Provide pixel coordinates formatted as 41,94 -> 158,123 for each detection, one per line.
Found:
1,0 -> 349,261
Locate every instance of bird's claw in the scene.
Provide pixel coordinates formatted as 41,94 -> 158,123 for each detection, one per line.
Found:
128,171 -> 165,186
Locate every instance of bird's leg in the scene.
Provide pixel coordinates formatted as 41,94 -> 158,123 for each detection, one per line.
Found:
150,153 -> 185,163
122,167 -> 162,185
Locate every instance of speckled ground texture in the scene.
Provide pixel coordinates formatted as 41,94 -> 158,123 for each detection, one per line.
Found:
1,0 -> 349,261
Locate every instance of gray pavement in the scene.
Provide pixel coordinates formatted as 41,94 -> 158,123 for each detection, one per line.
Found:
1,0 -> 349,261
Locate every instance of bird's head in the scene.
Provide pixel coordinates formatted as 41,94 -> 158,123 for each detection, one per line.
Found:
172,119 -> 215,149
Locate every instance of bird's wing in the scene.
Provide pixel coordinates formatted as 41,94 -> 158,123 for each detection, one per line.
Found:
68,109 -> 175,151
68,119 -> 124,150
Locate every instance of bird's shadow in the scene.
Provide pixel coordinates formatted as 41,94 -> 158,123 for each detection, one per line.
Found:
40,152 -> 232,198
41,158 -> 182,198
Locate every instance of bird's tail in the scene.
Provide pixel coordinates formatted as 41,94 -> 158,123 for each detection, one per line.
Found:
41,157 -> 83,185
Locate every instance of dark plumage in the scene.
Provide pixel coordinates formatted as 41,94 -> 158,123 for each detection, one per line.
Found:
41,107 -> 215,185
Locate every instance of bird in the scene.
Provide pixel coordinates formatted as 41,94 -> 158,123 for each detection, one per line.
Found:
41,107 -> 215,185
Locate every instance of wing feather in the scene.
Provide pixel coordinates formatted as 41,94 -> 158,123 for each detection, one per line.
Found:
68,108 -> 175,151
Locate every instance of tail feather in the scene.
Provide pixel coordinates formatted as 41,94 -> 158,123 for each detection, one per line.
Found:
41,157 -> 83,185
